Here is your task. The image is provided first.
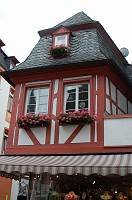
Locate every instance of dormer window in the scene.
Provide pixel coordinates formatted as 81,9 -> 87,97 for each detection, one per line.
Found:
52,26 -> 70,48
55,35 -> 68,46
49,26 -> 70,59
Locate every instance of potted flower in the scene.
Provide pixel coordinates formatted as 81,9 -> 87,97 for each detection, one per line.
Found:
17,113 -> 51,128
57,109 -> 97,126
49,45 -> 69,58
65,191 -> 78,200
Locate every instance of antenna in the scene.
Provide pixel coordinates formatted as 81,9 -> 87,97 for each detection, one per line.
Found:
120,47 -> 129,57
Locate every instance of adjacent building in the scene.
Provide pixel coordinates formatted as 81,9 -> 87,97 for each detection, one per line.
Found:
0,39 -> 19,200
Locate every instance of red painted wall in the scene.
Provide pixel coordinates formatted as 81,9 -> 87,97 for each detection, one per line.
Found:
0,177 -> 12,200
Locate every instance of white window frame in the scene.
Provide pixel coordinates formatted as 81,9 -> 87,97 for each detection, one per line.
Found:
7,90 -> 14,112
55,35 -> 68,46
64,82 -> 90,112
2,132 -> 8,154
25,87 -> 49,114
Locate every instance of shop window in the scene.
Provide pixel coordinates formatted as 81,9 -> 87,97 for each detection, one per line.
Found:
64,83 -> 90,112
2,131 -> 8,154
25,87 -> 49,114
7,89 -> 14,112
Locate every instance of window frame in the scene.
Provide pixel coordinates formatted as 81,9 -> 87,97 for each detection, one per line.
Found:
52,26 -> 70,48
24,85 -> 50,115
55,35 -> 68,47
7,88 -> 14,113
2,129 -> 8,154
63,80 -> 90,112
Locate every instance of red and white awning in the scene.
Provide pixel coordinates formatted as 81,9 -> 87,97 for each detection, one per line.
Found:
0,154 -> 132,176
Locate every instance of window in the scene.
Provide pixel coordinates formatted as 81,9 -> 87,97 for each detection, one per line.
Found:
55,35 -> 68,46
64,83 -> 90,112
2,131 -> 8,154
10,62 -> 14,69
7,89 -> 14,112
25,87 -> 49,114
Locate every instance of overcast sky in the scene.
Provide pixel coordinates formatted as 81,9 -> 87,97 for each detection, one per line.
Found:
0,0 -> 132,64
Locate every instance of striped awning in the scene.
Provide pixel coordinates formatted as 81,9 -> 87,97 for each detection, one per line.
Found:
0,154 -> 132,176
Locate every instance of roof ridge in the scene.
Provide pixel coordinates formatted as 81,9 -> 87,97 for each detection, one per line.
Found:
53,11 -> 94,29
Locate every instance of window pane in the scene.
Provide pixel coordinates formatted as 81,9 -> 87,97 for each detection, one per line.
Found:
66,93 -> 76,101
55,35 -> 67,46
29,89 -> 37,97
79,84 -> 88,92
66,101 -> 75,112
26,87 -> 49,114
78,100 -> 88,109
39,96 -> 48,104
66,85 -> 76,92
27,105 -> 36,113
39,88 -> 49,96
38,105 -> 48,113
29,97 -> 36,104
79,92 -> 88,100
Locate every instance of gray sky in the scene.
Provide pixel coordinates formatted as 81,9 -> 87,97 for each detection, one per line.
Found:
0,0 -> 132,63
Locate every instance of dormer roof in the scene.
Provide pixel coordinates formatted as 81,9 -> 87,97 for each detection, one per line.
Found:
0,39 -> 19,71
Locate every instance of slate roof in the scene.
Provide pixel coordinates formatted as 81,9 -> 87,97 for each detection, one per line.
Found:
53,11 -> 95,28
12,11 -> 132,86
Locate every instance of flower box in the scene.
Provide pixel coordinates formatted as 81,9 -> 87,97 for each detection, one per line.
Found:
57,110 -> 96,126
17,113 -> 51,128
49,45 -> 69,58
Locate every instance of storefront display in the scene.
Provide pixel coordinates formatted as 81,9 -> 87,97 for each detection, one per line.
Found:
25,173 -> 132,200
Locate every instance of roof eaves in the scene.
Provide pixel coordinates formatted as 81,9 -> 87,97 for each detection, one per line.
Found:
0,71 -> 15,87
38,21 -> 96,37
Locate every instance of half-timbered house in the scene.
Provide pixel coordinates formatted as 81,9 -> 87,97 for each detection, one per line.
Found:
0,12 -> 132,200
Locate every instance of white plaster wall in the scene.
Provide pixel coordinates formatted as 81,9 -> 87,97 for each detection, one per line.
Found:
118,109 -> 124,114
94,121 -> 97,142
18,129 -> 33,145
52,98 -> 57,116
18,127 -> 47,145
31,127 -> 47,144
50,120 -> 55,144
59,125 -> 91,144
117,90 -> 127,113
104,118 -> 132,146
0,77 -> 10,151
71,125 -> 91,143
59,125 -> 77,144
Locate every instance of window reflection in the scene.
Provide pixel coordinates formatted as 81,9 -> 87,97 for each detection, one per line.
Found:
65,83 -> 89,112
26,88 -> 49,114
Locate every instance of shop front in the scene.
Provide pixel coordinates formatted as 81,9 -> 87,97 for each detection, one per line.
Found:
0,154 -> 132,200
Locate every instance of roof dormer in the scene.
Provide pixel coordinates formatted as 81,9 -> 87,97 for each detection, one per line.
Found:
52,26 -> 70,48
49,26 -> 70,59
